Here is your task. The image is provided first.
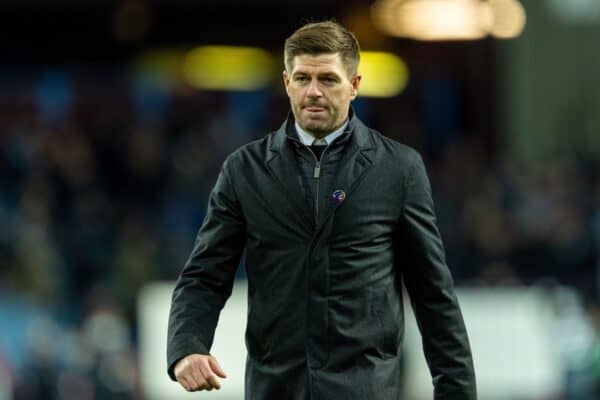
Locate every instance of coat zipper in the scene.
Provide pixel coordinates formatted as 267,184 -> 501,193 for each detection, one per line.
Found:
309,145 -> 328,227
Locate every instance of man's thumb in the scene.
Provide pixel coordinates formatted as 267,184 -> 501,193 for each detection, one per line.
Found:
209,357 -> 227,378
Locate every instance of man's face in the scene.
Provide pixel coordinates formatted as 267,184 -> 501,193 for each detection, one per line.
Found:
283,53 -> 361,137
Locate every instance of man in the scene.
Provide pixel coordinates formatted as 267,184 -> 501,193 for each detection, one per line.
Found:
167,21 -> 476,399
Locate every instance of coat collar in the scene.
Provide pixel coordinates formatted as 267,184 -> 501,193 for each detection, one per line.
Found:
265,106 -> 376,234
267,106 -> 375,157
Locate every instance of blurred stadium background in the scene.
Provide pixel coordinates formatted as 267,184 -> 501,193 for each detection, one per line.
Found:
1,0 -> 599,399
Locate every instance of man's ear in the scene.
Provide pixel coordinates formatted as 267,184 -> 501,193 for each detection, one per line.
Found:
350,74 -> 362,100
282,70 -> 290,95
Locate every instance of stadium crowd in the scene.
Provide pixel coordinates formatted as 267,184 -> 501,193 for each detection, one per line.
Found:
0,71 -> 599,399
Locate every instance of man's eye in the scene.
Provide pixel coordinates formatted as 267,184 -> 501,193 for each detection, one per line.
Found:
295,76 -> 308,82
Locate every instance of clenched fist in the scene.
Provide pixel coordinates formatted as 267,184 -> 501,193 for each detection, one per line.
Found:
174,354 -> 227,391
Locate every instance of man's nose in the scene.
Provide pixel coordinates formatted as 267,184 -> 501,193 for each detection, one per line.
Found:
306,79 -> 322,97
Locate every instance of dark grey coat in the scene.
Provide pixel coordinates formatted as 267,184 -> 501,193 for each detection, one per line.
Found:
167,111 -> 476,399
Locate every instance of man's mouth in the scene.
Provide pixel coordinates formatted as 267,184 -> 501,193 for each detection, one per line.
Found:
305,106 -> 325,112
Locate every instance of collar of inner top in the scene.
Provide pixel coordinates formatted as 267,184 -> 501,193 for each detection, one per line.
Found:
295,119 -> 349,147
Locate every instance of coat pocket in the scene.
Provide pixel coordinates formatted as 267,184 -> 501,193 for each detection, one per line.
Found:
370,286 -> 400,359
245,304 -> 272,362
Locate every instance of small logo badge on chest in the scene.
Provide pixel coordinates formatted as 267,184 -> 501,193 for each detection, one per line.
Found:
332,189 -> 346,204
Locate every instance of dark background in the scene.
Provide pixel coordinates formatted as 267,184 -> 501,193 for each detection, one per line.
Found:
0,1 -> 599,399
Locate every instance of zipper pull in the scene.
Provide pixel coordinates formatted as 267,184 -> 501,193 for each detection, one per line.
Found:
313,161 -> 321,178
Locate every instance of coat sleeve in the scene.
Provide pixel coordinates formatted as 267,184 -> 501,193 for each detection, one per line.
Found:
166,156 -> 246,381
397,153 -> 477,399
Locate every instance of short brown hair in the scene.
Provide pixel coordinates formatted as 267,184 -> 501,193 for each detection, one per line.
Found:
284,21 -> 361,77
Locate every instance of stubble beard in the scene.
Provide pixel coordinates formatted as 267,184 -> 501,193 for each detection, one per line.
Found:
296,106 -> 339,137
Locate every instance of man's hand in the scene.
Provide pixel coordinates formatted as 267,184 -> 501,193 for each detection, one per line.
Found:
174,354 -> 227,392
